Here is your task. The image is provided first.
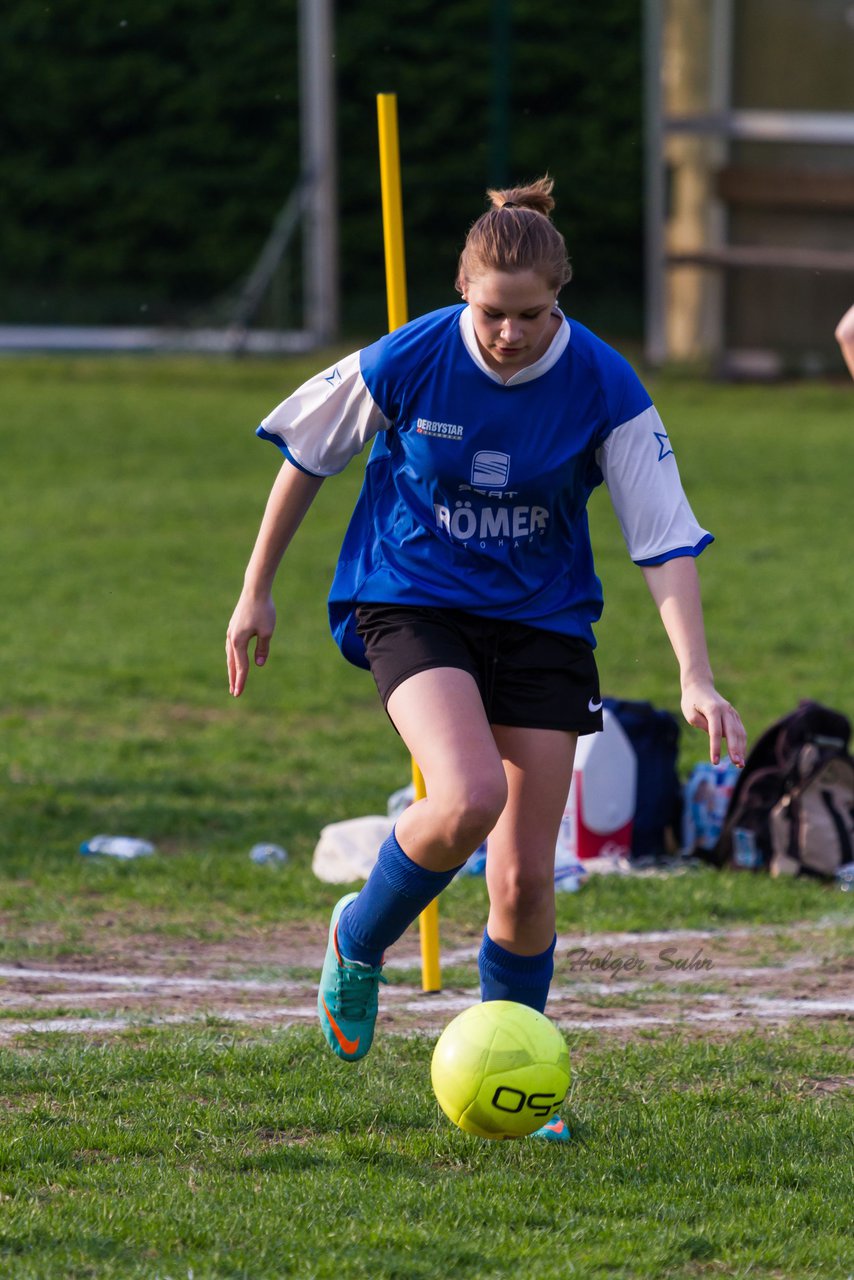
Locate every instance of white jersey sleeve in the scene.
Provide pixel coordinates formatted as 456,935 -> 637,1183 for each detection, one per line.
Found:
597,405 -> 713,565
258,351 -> 390,476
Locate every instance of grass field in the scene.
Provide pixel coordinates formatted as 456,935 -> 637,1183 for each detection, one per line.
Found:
1,354 -> 852,1278
0,1024 -> 851,1279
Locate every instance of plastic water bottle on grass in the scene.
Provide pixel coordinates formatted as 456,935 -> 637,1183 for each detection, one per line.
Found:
553,808 -> 588,892
554,860 -> 588,893
249,843 -> 288,866
835,862 -> 854,892
80,835 -> 155,860
732,827 -> 761,870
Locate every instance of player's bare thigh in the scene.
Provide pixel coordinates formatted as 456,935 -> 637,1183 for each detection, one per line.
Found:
387,667 -> 508,871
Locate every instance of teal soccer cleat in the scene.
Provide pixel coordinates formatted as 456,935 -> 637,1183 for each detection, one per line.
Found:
317,892 -> 387,1062
530,1116 -> 571,1142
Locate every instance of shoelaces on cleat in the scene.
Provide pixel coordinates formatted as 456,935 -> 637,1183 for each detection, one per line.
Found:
336,963 -> 387,1019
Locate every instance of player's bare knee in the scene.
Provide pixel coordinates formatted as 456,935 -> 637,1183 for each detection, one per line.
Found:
491,861 -> 554,921
439,773 -> 507,853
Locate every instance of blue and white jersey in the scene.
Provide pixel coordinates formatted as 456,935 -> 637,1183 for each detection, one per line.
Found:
258,304 -> 712,668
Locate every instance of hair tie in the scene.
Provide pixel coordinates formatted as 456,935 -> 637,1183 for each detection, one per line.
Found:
502,201 -> 518,209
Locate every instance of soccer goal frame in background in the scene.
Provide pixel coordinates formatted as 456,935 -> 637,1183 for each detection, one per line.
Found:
0,0 -> 338,357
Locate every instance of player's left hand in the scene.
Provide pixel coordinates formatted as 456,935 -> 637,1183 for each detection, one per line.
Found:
680,680 -> 746,769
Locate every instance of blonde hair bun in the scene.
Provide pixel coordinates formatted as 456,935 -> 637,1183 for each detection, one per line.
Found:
486,175 -> 556,218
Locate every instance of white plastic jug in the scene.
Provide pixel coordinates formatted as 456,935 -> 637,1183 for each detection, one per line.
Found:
557,708 -> 637,862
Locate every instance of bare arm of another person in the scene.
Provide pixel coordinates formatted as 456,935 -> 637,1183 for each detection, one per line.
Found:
642,556 -> 746,768
835,303 -> 854,381
226,462 -> 325,697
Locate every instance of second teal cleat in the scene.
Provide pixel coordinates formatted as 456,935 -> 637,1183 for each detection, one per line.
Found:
530,1116 -> 571,1142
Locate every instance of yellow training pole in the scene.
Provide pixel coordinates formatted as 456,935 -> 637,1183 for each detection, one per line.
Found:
376,93 -> 441,994
377,94 -> 409,332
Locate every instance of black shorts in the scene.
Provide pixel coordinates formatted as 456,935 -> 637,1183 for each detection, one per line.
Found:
355,604 -> 603,734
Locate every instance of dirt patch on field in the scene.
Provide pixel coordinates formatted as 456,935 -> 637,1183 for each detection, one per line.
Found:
0,917 -> 850,1044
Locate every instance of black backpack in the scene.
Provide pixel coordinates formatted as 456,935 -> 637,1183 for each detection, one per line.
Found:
708,700 -> 854,878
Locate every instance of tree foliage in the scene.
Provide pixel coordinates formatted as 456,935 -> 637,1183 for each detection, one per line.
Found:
0,0 -> 642,334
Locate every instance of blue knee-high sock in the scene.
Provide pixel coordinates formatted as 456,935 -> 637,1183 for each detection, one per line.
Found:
479,929 -> 556,1013
337,829 -> 463,966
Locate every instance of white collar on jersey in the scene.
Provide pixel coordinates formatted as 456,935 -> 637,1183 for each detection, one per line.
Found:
458,304 -> 571,386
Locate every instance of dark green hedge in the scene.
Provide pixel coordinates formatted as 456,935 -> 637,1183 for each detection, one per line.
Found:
0,0 -> 643,336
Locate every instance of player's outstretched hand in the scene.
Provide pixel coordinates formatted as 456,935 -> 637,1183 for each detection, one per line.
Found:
681,679 -> 746,769
226,593 -> 276,697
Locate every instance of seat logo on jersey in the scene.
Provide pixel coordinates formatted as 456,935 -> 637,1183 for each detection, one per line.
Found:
435,450 -> 550,550
472,450 -> 510,488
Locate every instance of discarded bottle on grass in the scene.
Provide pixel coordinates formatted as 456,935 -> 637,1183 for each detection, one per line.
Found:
554,859 -> 588,893
835,862 -> 854,892
80,835 -> 155,860
249,843 -> 288,866
731,827 -> 761,870
682,758 -> 739,852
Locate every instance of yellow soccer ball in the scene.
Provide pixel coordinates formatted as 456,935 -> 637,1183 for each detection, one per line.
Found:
431,1001 -> 570,1140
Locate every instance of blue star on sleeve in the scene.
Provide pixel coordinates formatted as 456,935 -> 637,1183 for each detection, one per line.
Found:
654,429 -> 674,461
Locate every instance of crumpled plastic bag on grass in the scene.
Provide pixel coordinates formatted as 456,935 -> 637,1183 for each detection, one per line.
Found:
311,815 -> 394,883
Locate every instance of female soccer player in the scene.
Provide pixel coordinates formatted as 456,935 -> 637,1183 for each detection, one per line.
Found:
835,303 -> 854,380
226,177 -> 746,1098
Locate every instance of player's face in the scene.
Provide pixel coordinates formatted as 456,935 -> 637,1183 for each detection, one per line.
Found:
462,270 -> 560,376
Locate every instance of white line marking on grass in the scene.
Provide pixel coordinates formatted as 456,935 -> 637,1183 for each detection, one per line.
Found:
386,915 -> 850,969
0,966 -> 301,993
0,912 -> 848,1041
0,1006 -> 321,1037
0,954 -> 842,1012
0,954 -> 823,1012
0,990 -> 850,1040
417,990 -> 854,1017
409,991 -> 854,1029
399,995 -> 479,1012
712,994 -> 854,1017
